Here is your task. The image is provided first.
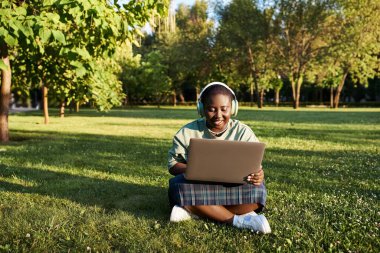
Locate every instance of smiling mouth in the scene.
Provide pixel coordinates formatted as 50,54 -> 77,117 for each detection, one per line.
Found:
213,120 -> 224,126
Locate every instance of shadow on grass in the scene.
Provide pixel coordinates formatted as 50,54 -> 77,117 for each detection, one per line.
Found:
10,107 -> 380,125
0,167 -> 169,220
0,130 -> 173,219
7,129 -> 171,178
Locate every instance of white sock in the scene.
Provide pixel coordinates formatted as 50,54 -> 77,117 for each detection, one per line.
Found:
232,215 -> 240,227
232,211 -> 258,226
232,213 -> 271,234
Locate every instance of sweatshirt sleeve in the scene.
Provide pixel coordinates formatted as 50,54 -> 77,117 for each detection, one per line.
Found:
167,130 -> 188,169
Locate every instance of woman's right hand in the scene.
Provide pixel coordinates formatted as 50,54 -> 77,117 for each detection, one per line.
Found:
246,168 -> 264,186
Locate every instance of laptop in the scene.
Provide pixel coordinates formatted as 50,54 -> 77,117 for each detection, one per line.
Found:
185,138 -> 266,184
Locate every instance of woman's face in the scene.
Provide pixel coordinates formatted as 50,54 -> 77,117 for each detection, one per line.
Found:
204,94 -> 232,132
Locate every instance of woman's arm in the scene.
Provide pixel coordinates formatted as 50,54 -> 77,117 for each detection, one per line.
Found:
169,162 -> 187,176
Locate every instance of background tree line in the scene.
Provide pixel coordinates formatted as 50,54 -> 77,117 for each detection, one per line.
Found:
124,0 -> 380,109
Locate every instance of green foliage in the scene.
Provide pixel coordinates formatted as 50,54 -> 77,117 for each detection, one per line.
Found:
270,76 -> 283,92
120,50 -> 171,105
172,1 -> 213,89
217,0 -> 264,49
0,0 -> 169,111
3,0 -> 378,109
300,0 -> 380,107
140,51 -> 172,105
0,107 -> 379,251
214,0 -> 280,107
271,0 -> 337,107
88,58 -> 125,111
0,59 -> 9,70
119,55 -> 142,103
328,0 -> 380,85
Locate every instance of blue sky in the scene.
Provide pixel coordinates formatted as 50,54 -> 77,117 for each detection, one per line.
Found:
171,0 -> 231,11
120,1 -> 230,12
170,0 -> 197,11
134,0 -> 230,33
172,0 -> 196,7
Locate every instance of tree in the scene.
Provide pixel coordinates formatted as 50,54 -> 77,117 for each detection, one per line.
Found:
0,0 -> 168,142
87,57 -> 125,112
140,51 -> 172,107
119,53 -> 143,105
215,0 -> 277,108
305,57 -> 341,108
304,0 -> 380,108
120,50 -> 171,107
273,0 -> 336,109
172,0 -> 214,99
328,0 -> 380,108
143,10 -> 179,105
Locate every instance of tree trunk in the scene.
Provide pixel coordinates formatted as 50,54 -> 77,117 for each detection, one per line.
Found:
0,43 -> 11,142
42,85 -> 49,124
179,92 -> 185,103
60,100 -> 65,118
333,71 -> 348,109
76,101 -> 79,112
247,46 -> 261,108
260,89 -> 264,108
157,95 -> 162,109
290,74 -> 297,109
250,82 -> 254,107
330,85 -> 334,108
293,75 -> 303,109
275,89 -> 280,107
173,90 -> 177,107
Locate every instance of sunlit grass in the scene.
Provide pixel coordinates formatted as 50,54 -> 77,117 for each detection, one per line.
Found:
0,107 -> 379,252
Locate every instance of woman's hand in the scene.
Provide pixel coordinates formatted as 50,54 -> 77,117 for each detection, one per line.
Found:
246,168 -> 264,186
169,162 -> 187,176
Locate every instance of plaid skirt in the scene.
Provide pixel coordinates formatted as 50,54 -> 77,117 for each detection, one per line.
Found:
168,174 -> 266,208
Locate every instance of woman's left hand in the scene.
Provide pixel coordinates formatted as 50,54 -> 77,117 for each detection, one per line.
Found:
246,168 -> 264,186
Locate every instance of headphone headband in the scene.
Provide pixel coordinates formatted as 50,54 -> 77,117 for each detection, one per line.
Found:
198,82 -> 237,102
197,82 -> 238,117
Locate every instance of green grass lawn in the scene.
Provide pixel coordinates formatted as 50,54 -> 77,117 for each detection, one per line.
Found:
0,107 -> 379,252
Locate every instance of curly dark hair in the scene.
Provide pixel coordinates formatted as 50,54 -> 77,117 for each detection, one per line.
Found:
200,85 -> 234,105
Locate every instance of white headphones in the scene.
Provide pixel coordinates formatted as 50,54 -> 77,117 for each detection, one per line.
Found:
197,82 -> 239,117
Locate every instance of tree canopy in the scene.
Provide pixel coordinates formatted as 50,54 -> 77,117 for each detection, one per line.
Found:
0,0 -> 168,142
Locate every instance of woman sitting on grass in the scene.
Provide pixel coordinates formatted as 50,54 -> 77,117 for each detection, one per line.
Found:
167,82 -> 271,234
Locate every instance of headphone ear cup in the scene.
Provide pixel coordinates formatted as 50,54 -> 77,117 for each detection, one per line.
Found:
197,101 -> 204,117
231,99 -> 238,116
235,100 -> 238,116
